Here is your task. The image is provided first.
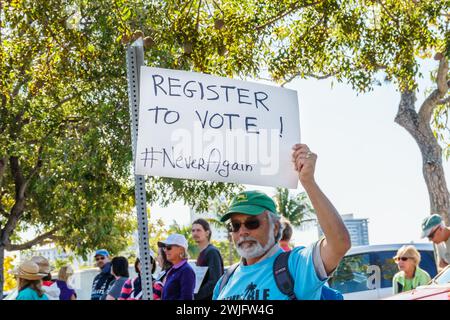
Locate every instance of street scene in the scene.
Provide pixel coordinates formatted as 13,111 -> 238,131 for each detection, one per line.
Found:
1,0 -> 450,305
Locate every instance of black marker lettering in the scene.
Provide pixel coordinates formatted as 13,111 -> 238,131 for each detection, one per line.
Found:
223,113 -> 240,130
152,74 -> 167,96
148,106 -> 168,123
245,116 -> 259,134
209,113 -> 224,129
183,80 -> 197,98
164,110 -> 180,124
168,77 -> 181,96
206,85 -> 219,100
195,110 -> 208,128
237,88 -> 251,105
221,85 -> 236,102
254,91 -> 269,111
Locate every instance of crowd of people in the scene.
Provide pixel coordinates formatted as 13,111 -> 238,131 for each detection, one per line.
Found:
5,144 -> 450,300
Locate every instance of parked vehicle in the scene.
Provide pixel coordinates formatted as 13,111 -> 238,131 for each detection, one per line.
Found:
384,265 -> 450,300
327,243 -> 438,300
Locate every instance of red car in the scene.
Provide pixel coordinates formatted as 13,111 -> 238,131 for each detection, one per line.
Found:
385,265 -> 450,300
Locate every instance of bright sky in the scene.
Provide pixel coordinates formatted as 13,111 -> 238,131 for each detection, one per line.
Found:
149,58 -> 450,247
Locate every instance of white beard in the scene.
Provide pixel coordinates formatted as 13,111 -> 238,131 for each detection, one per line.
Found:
235,225 -> 276,260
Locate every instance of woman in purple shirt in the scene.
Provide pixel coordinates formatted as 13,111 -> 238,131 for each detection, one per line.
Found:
158,234 -> 196,300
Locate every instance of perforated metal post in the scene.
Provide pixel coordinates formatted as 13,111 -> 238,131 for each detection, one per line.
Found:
126,38 -> 153,300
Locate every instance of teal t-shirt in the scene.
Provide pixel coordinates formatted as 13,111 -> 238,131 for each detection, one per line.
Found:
213,245 -> 327,300
16,287 -> 49,300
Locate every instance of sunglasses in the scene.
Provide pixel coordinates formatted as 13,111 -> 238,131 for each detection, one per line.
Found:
95,256 -> 105,261
428,227 -> 439,240
395,257 -> 411,262
163,245 -> 179,251
227,218 -> 261,233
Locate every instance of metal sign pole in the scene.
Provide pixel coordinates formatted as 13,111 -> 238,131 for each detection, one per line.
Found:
126,38 -> 153,300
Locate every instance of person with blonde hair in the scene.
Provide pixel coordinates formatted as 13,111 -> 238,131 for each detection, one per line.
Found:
392,245 -> 431,294
56,266 -> 77,300
157,234 -> 196,300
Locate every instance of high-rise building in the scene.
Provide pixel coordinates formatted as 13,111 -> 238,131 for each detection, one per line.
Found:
318,213 -> 369,246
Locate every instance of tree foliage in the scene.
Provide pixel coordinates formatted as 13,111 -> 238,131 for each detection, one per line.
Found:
273,187 -> 315,227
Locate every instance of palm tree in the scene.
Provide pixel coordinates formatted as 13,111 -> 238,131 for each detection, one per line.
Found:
273,188 -> 316,228
206,196 -> 236,266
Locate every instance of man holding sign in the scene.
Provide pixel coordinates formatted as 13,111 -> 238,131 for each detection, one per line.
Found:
213,144 -> 351,300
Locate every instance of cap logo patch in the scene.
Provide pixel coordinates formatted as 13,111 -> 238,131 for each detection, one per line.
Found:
236,193 -> 247,202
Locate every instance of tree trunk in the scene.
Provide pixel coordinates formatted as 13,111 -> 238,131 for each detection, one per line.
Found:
395,90 -> 450,225
0,245 -> 5,300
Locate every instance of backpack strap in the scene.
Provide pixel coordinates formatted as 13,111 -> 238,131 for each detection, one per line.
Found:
218,262 -> 240,294
273,251 -> 297,300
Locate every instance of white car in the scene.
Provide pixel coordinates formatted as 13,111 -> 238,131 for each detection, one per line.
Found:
327,243 -> 438,300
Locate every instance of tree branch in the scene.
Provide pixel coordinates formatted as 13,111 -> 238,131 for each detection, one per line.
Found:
0,157 -> 6,186
418,57 -> 449,124
395,90 -> 419,135
23,145 -> 44,192
50,91 -> 81,110
376,0 -> 399,24
280,63 -> 388,86
4,229 -> 58,251
256,0 -> 324,31
1,157 -> 27,245
281,72 -> 335,87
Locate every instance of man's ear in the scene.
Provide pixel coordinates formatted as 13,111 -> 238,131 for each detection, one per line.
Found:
274,220 -> 280,239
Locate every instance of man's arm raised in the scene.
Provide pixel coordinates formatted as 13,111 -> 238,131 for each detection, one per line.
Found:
292,143 -> 351,274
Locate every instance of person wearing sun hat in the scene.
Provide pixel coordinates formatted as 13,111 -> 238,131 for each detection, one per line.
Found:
4,256 -> 56,300
12,260 -> 49,300
157,234 -> 196,300
421,214 -> 450,270
31,255 -> 60,300
212,143 -> 351,300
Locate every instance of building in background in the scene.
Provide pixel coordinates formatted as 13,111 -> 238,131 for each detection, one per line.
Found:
190,208 -> 228,242
318,213 -> 369,246
15,244 -> 94,270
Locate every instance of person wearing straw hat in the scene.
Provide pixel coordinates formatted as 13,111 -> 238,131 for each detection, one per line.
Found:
421,214 -> 450,271
4,256 -> 57,300
12,260 -> 49,300
31,255 -> 60,300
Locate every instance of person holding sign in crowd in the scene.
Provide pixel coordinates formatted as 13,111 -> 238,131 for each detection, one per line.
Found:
158,234 -> 196,300
192,218 -> 224,300
213,144 -> 351,300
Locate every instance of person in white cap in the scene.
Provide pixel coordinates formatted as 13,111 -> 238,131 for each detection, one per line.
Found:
421,214 -> 450,271
157,234 -> 196,300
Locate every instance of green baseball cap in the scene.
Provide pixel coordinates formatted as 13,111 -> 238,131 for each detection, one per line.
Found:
421,214 -> 443,238
220,190 -> 277,222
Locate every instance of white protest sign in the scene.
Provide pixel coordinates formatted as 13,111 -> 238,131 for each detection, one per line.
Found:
189,264 -> 208,294
135,66 -> 300,188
